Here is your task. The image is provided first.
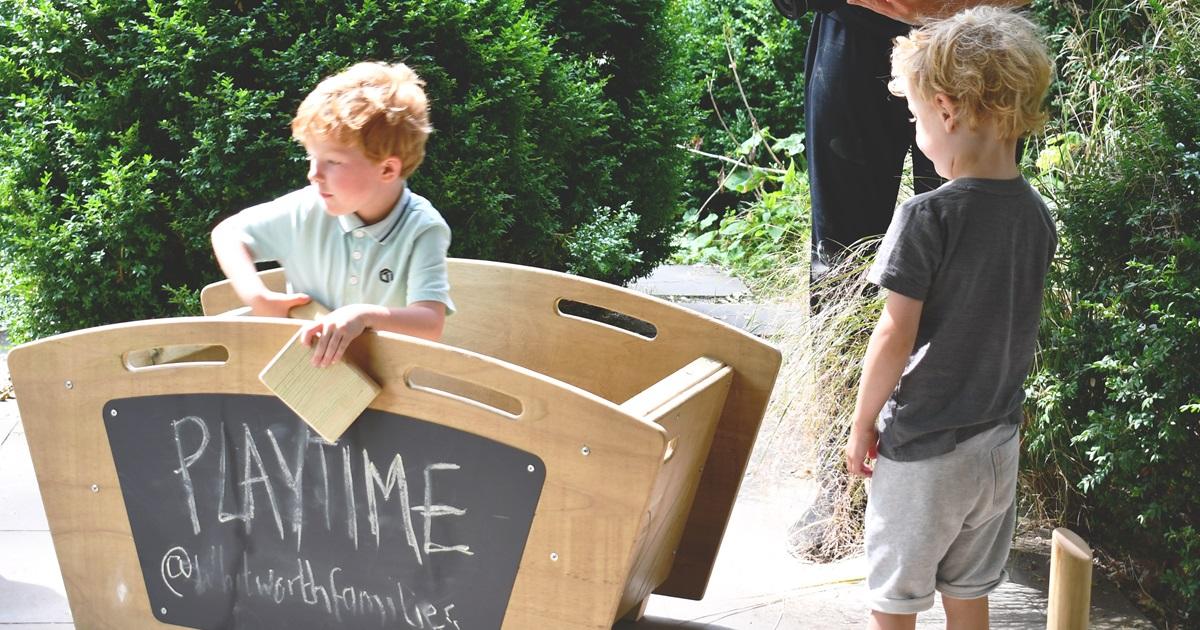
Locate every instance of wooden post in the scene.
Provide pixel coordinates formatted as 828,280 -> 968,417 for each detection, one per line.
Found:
1047,527 -> 1092,630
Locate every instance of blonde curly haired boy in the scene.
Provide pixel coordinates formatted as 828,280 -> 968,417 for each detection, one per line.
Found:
843,8 -> 1055,629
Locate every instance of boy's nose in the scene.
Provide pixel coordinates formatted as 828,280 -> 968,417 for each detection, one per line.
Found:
307,161 -> 322,182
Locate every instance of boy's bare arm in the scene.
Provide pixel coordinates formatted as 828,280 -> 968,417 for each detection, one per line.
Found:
845,291 -> 923,477
299,301 -> 446,367
211,218 -> 311,317
846,0 -> 1029,25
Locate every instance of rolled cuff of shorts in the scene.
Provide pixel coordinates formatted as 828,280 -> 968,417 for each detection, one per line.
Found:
937,568 -> 1009,601
866,591 -> 936,615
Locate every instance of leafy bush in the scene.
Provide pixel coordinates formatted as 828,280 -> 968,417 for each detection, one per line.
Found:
673,128 -> 810,282
565,202 -> 643,281
0,0 -> 691,341
1025,1 -> 1200,624
531,0 -> 694,279
674,0 -> 811,214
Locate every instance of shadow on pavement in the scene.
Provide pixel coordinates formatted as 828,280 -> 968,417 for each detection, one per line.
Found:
0,573 -> 70,623
615,615 -> 738,629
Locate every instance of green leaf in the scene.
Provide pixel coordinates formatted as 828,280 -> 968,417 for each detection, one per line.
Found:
771,132 -> 805,157
736,131 -> 764,156
722,167 -> 767,193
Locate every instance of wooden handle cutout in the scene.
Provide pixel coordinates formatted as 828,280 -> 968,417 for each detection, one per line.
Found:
406,368 -> 524,419
556,299 -> 658,340
124,344 -> 230,370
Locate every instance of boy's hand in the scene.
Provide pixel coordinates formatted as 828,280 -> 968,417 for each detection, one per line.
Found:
248,291 -> 312,318
299,305 -> 372,368
845,423 -> 880,478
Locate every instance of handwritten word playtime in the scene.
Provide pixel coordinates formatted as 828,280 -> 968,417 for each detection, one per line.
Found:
169,415 -> 473,565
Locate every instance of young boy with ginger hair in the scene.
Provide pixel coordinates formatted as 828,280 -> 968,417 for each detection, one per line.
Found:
212,62 -> 453,367
843,8 -> 1055,629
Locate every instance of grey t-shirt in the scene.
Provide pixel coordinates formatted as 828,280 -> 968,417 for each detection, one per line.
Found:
867,176 -> 1056,461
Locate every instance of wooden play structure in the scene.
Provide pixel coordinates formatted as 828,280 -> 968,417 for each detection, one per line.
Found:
9,259 -> 781,630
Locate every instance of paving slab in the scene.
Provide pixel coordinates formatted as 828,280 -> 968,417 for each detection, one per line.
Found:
627,264 -> 804,337
674,302 -> 803,338
619,479 -> 1156,629
629,264 -> 750,299
0,431 -> 48,531
0,406 -> 17,448
0,335 -> 13,445
0,532 -> 71,624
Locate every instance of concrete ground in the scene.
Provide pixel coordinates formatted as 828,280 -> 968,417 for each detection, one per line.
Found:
613,467 -> 1155,629
0,265 -> 1159,628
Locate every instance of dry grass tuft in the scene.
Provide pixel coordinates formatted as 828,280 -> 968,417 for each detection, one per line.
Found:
748,241 -> 884,562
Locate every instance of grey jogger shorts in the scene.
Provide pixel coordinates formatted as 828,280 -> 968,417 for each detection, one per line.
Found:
864,422 -> 1020,614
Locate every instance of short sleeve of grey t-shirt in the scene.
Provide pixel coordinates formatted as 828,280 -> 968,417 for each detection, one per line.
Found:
867,177 -> 1056,461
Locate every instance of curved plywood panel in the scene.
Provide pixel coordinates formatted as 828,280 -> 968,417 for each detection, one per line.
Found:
199,259 -> 782,599
10,318 -> 670,629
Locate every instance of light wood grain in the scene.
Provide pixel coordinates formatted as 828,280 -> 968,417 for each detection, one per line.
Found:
442,260 -> 781,599
1047,527 -> 1092,630
616,362 -> 733,618
258,329 -> 381,443
620,357 -> 726,417
286,299 -> 330,320
9,318 -> 669,629
200,259 -> 783,598
199,267 -> 287,315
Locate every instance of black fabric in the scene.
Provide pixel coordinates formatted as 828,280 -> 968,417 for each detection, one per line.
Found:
804,10 -> 941,280
830,4 -> 913,37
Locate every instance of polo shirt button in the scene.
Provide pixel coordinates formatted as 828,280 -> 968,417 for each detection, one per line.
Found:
354,229 -> 365,238
352,251 -> 362,260
349,276 -> 359,285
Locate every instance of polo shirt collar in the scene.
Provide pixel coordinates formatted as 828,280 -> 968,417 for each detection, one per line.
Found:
335,184 -> 411,243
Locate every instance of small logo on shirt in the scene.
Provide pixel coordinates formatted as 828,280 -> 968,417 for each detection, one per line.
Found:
379,269 -> 394,283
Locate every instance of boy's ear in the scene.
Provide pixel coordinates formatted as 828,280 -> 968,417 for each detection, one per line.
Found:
379,156 -> 404,182
934,93 -> 958,132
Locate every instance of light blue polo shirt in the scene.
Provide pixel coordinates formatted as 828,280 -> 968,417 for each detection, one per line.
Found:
230,185 -> 455,314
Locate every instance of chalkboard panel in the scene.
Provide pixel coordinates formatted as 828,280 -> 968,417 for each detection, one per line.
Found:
103,394 -> 545,630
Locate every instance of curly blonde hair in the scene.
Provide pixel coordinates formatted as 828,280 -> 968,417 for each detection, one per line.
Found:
292,62 -> 433,179
889,7 -> 1052,140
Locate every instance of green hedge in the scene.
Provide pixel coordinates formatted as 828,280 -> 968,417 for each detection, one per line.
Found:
531,0 -> 695,279
0,0 -> 691,341
1026,1 -> 1200,624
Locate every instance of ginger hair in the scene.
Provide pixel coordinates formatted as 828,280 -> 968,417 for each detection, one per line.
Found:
890,6 -> 1053,139
292,61 -> 433,178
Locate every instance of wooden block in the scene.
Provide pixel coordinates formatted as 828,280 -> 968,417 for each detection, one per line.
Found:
258,330 -> 381,443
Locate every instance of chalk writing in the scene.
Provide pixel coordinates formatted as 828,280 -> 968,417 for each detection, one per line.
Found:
364,452 -> 420,563
267,427 -> 306,550
160,545 -> 462,629
160,546 -> 193,598
414,464 -> 473,557
171,416 -> 208,535
170,415 -> 471,563
107,394 -> 546,629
